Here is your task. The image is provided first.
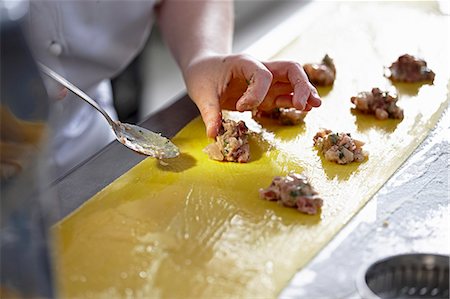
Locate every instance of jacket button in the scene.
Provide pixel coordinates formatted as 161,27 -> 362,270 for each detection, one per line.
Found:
48,41 -> 63,56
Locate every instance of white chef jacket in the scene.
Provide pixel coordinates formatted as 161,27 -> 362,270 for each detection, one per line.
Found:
23,0 -> 157,179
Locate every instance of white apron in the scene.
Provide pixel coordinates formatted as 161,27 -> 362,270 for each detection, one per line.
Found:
23,0 -> 157,179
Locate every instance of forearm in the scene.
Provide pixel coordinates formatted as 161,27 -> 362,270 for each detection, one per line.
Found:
156,0 -> 233,74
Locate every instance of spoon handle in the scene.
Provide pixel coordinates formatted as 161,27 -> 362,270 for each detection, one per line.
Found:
37,62 -> 116,127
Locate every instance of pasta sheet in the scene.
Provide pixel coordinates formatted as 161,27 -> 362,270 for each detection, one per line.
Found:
53,2 -> 449,298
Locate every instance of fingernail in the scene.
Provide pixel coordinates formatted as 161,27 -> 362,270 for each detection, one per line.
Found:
309,83 -> 320,98
312,89 -> 320,99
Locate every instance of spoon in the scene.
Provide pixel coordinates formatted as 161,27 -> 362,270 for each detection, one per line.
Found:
37,62 -> 180,159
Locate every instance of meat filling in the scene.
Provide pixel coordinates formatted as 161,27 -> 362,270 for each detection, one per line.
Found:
387,54 -> 435,83
351,88 -> 404,120
253,107 -> 306,125
303,54 -> 336,87
313,129 -> 367,165
203,119 -> 250,163
259,173 -> 323,215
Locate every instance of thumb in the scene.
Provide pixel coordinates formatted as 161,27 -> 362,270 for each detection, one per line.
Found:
191,93 -> 222,139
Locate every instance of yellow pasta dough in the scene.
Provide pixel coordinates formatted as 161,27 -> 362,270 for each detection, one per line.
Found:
53,2 -> 449,298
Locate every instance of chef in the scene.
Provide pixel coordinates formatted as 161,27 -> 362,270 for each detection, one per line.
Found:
22,0 -> 321,179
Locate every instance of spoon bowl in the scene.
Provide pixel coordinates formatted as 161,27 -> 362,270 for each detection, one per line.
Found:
114,122 -> 179,158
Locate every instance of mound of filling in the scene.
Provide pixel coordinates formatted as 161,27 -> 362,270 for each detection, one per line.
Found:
259,173 -> 323,215
253,107 -> 307,125
203,119 -> 250,163
313,129 -> 367,165
351,88 -> 404,120
387,54 -> 435,83
303,54 -> 336,87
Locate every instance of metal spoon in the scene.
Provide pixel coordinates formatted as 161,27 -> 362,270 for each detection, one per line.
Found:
37,62 -> 179,159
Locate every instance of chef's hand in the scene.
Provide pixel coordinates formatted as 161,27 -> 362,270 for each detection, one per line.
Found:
183,53 -> 322,138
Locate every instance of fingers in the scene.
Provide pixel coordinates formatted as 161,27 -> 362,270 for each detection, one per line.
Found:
307,82 -> 321,107
259,82 -> 321,112
192,93 -> 222,138
187,55 -> 323,139
274,94 -> 294,108
233,57 -> 273,111
264,61 -> 321,111
258,82 -> 292,111
286,63 -> 320,110
220,56 -> 321,114
274,95 -> 313,111
304,103 -> 313,111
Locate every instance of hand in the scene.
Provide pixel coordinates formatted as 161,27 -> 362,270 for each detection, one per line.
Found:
183,53 -> 322,138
